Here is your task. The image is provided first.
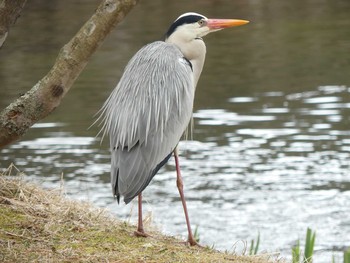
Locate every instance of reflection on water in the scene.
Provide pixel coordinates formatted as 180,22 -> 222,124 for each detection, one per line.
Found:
2,85 -> 350,262
1,1 -> 350,262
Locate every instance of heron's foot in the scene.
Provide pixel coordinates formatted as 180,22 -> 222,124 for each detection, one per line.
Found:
177,238 -> 203,247
187,238 -> 203,247
134,230 -> 150,238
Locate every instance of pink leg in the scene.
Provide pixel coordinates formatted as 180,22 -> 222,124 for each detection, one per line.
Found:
174,148 -> 198,246
134,193 -> 148,237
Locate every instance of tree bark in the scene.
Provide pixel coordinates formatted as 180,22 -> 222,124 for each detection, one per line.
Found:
0,0 -> 139,148
0,0 -> 27,48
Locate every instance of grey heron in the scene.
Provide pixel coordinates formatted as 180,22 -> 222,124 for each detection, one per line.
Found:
97,12 -> 249,246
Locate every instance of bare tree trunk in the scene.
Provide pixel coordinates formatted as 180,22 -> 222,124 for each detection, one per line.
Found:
0,0 -> 139,148
0,0 -> 27,48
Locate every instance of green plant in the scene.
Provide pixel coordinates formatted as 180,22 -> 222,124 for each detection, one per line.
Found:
193,225 -> 200,243
292,240 -> 300,263
291,228 -> 316,263
304,228 -> 316,263
249,232 -> 260,255
344,247 -> 350,263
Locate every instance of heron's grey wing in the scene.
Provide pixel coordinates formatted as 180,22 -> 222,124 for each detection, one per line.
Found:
98,41 -> 194,203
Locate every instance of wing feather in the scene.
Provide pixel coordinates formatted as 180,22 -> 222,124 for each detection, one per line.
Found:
97,41 -> 194,203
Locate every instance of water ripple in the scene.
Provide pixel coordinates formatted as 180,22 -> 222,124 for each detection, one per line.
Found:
1,85 -> 350,263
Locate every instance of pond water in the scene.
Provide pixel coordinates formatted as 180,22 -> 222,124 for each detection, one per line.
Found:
1,1 -> 350,262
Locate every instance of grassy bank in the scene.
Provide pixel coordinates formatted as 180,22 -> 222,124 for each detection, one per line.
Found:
0,166 -> 278,263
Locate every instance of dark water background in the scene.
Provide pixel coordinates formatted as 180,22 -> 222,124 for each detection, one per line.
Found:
1,1 -> 350,261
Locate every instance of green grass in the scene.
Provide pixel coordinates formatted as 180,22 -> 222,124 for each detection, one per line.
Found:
344,248 -> 350,263
304,228 -> 316,262
292,240 -> 301,263
249,232 -> 260,255
291,228 -> 316,263
193,225 -> 200,243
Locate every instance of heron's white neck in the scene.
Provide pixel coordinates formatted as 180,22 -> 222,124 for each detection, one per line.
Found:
166,34 -> 206,88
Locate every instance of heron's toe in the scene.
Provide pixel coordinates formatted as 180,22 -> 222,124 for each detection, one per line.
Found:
134,230 -> 150,238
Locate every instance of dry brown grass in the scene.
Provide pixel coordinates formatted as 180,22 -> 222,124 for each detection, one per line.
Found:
0,164 -> 282,262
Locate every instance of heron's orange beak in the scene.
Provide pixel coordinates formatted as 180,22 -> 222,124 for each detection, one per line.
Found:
207,18 -> 249,30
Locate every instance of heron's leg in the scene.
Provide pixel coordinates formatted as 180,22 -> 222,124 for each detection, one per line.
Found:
174,148 -> 198,246
134,193 -> 148,237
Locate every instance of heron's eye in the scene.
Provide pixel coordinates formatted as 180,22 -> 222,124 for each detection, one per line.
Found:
198,19 -> 206,27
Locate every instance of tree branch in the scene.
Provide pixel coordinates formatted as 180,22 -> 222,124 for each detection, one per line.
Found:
0,0 -> 139,148
0,0 -> 27,48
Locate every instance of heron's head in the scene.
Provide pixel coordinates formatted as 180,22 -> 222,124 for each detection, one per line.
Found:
165,12 -> 249,42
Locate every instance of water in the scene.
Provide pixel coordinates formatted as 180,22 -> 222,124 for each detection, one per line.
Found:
1,1 -> 350,262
